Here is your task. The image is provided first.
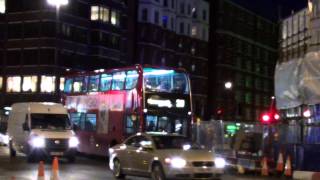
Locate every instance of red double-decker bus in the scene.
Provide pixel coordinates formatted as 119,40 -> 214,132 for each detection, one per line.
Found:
62,65 -> 193,156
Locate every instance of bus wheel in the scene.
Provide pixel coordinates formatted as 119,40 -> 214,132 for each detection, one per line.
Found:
9,141 -> 16,157
113,159 -> 125,179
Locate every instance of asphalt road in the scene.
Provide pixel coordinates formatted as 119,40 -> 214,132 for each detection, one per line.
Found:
0,146 -> 282,180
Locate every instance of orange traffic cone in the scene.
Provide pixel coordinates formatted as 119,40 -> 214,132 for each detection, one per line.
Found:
284,156 -> 292,177
51,157 -> 59,180
11,176 -> 16,180
261,157 -> 269,176
38,161 -> 45,180
276,152 -> 284,173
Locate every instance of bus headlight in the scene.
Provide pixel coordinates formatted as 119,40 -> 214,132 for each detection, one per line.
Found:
215,157 -> 226,168
69,136 -> 79,148
31,136 -> 45,148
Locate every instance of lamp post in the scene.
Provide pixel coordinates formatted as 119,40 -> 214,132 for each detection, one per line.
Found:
46,0 -> 69,93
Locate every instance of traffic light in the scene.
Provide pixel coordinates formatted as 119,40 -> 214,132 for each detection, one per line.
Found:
216,108 -> 224,120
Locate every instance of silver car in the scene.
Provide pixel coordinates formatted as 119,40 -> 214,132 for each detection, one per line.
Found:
109,132 -> 225,180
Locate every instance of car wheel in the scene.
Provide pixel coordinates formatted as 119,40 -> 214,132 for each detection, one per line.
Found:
9,141 -> 16,157
113,159 -> 125,179
151,164 -> 166,180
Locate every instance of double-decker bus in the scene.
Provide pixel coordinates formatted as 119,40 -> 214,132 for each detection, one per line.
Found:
62,65 -> 193,156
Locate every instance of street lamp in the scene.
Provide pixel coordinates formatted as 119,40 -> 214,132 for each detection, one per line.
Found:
46,0 -> 69,93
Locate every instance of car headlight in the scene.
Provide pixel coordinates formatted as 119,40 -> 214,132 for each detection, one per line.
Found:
165,157 -> 187,168
69,136 -> 79,148
215,157 -> 226,168
31,136 -> 45,148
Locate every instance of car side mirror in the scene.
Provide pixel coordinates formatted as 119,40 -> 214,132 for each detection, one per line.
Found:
141,144 -> 154,152
22,122 -> 30,131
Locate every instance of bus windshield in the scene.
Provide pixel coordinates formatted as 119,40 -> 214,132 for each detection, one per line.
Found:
31,114 -> 71,130
143,68 -> 189,94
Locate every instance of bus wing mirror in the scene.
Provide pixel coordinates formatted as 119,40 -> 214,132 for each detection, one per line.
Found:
22,122 -> 30,131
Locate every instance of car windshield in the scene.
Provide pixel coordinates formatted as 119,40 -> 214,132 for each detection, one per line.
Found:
151,136 -> 199,149
143,68 -> 189,94
31,114 -> 71,130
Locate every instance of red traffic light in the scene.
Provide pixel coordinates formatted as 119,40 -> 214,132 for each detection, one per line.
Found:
274,113 -> 280,120
261,114 -> 270,123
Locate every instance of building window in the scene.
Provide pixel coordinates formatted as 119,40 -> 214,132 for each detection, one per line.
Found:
162,16 -> 168,28
171,17 -> 174,29
142,8 -> 148,22
164,0 -> 168,7
203,10 -> 207,21
245,76 -> 252,88
202,28 -> 207,40
192,26 -> 197,36
7,76 -> 21,93
111,10 -> 118,25
154,11 -> 159,24
0,0 -> 5,14
255,78 -> 262,90
187,4 -> 191,15
91,6 -> 99,21
245,93 -> 252,104
180,2 -> 185,14
100,7 -> 110,22
59,77 -> 65,91
255,94 -> 260,106
22,76 -> 37,92
180,22 -> 184,34
0,77 -> 2,89
171,0 -> 175,8
41,76 -> 56,93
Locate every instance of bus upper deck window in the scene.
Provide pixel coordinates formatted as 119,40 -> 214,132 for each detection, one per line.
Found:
100,74 -> 112,91
112,71 -> 126,90
125,70 -> 138,90
73,77 -> 84,93
64,78 -> 73,93
89,75 -> 100,92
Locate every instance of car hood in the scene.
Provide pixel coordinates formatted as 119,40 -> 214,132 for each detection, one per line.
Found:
31,129 -> 74,139
156,149 -> 215,161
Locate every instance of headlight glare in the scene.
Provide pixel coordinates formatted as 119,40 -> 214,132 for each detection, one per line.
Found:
69,136 -> 79,147
31,136 -> 45,148
170,158 -> 187,168
215,157 -> 226,168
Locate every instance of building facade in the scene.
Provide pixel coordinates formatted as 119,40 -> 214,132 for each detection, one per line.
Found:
0,0 -> 128,111
208,0 -> 278,121
134,0 -> 210,118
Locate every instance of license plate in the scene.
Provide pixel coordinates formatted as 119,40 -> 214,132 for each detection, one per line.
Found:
50,152 -> 64,156
238,159 -> 255,169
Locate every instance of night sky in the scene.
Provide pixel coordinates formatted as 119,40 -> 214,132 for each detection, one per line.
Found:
229,0 -> 307,21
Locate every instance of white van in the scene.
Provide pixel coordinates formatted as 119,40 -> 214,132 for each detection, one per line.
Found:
7,102 -> 79,162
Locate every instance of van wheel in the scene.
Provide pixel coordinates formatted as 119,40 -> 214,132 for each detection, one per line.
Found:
9,141 -> 16,157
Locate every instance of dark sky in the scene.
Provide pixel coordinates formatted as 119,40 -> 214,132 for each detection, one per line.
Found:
229,0 -> 307,21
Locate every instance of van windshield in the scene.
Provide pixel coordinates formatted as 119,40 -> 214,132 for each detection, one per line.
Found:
31,114 -> 71,130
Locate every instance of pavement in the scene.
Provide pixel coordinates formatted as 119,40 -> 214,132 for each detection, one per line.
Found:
0,145 -> 284,180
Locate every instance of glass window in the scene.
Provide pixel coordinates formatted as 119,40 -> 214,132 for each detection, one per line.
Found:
41,76 -> 56,93
101,7 -> 109,22
142,9 -> 148,22
245,76 -> 252,88
111,10 -> 117,25
6,76 -> 21,92
112,71 -> 126,90
91,6 -> 99,21
64,78 -> 73,93
125,70 -> 138,90
22,76 -> 37,92
192,26 -> 197,36
0,77 -> 2,89
59,77 -> 65,91
0,0 -> 4,13
100,73 -> 112,91
88,75 -> 99,92
154,11 -> 159,24
125,115 -> 139,134
245,93 -> 252,104
73,77 -> 84,93
85,114 -> 96,131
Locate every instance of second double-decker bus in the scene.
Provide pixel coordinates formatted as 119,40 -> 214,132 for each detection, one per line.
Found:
62,65 -> 193,156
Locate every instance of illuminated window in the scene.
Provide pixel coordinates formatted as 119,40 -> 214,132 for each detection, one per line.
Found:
0,0 -> 4,13
7,76 -> 21,93
192,26 -> 197,36
125,71 -> 138,89
59,77 -> 65,91
41,76 -> 56,93
64,78 -> 73,93
91,6 -> 99,21
112,71 -> 126,90
100,74 -> 112,91
0,77 -> 2,89
22,76 -> 37,92
111,10 -> 117,25
101,7 -> 110,22
88,75 -> 99,92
